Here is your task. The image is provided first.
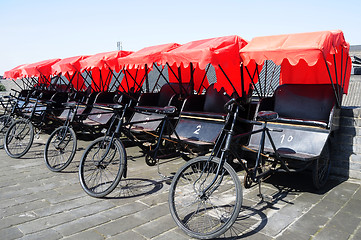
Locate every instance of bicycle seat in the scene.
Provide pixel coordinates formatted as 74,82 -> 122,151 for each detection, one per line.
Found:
257,111 -> 278,121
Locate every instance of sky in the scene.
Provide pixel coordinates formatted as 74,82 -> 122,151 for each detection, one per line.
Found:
1,0 -> 360,75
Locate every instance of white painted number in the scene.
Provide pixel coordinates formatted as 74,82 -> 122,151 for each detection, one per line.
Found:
193,125 -> 202,135
280,134 -> 293,144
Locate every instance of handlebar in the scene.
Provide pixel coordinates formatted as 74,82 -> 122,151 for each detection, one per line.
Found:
224,98 -> 245,113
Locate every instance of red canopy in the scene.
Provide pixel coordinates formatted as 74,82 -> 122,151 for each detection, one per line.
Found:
52,55 -> 90,76
240,30 -> 351,93
79,50 -> 133,72
161,35 -> 248,69
118,43 -> 180,70
162,35 -> 252,96
20,58 -> 61,78
4,64 -> 26,79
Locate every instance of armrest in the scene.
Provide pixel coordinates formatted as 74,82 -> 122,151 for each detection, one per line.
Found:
181,95 -> 206,112
138,93 -> 159,106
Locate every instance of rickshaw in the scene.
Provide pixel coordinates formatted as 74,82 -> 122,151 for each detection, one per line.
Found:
168,30 -> 352,239
43,52 -> 143,172
3,58 -> 70,158
77,36 -> 254,198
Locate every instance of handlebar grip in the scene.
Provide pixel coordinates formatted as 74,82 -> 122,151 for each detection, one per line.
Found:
224,98 -> 245,113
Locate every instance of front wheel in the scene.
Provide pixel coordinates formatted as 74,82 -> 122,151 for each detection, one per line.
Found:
4,119 -> 34,158
44,126 -> 77,172
79,137 -> 126,198
168,156 -> 242,239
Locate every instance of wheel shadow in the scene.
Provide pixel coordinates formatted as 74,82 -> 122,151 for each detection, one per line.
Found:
104,177 -> 164,199
213,170 -> 346,239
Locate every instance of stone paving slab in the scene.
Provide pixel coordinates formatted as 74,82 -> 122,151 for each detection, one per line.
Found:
0,134 -> 360,240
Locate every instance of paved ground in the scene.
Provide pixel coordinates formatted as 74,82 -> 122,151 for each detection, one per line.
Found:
0,133 -> 360,240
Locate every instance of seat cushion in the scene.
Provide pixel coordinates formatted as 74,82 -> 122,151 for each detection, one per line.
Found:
274,84 -> 336,123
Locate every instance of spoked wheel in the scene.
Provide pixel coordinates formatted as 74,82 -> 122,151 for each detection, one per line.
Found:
4,119 -> 34,158
169,156 -> 242,239
79,137 -> 126,198
0,115 -> 14,149
312,141 -> 331,189
44,126 -> 77,172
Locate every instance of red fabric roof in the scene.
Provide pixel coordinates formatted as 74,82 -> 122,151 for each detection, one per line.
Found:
20,58 -> 61,77
240,30 -> 350,66
161,36 -> 251,96
51,55 -> 90,75
240,30 -> 352,93
4,64 -> 26,79
118,43 -> 180,70
79,50 -> 133,72
161,35 -> 248,69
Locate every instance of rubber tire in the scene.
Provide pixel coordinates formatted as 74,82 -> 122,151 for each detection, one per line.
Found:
44,126 -> 77,172
169,156 -> 242,239
312,141 -> 331,190
4,119 -> 34,158
0,115 -> 14,149
79,137 -> 126,198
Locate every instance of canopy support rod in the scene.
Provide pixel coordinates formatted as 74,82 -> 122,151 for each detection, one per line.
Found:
190,62 -> 195,93
256,63 -> 263,97
164,63 -> 184,94
240,63 -> 245,98
151,64 -> 166,93
137,68 -> 150,93
12,79 -> 23,90
245,65 -> 261,98
218,64 -> 238,96
324,58 -> 341,107
84,70 -> 100,92
124,68 -> 146,93
342,54 -> 349,94
145,64 -> 149,93
197,64 -> 211,94
333,54 -> 340,100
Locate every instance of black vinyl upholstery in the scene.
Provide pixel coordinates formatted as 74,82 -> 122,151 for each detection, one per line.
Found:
267,84 -> 337,128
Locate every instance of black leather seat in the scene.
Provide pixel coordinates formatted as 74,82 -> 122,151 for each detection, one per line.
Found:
135,83 -> 192,115
180,84 -> 229,120
261,84 -> 337,128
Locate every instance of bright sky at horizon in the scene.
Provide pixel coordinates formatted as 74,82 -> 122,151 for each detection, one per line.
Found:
1,0 -> 360,75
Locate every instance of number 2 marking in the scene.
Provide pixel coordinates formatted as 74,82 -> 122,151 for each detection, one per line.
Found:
193,125 -> 202,135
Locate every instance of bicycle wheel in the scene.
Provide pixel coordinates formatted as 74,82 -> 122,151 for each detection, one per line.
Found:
0,115 -> 14,149
312,141 -> 331,189
44,126 -> 77,172
79,136 -> 126,198
169,156 -> 242,239
4,119 -> 34,158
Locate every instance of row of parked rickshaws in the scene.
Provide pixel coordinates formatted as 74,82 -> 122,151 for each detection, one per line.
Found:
2,30 -> 352,239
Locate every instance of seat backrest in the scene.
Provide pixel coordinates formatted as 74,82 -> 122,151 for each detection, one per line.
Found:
203,84 -> 229,113
157,83 -> 192,107
274,84 -> 336,122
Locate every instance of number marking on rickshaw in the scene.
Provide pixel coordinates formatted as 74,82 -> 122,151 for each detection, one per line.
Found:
280,134 -> 294,144
193,125 -> 202,135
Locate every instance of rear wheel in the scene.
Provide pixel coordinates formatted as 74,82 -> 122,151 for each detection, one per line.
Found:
312,141 -> 331,189
0,115 -> 14,149
169,156 -> 242,239
5,119 -> 34,158
44,126 -> 77,172
79,137 -> 126,198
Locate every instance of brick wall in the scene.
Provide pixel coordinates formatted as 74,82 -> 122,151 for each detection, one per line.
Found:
331,107 -> 361,179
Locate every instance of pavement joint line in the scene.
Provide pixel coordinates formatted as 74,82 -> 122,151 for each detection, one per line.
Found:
312,184 -> 361,239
